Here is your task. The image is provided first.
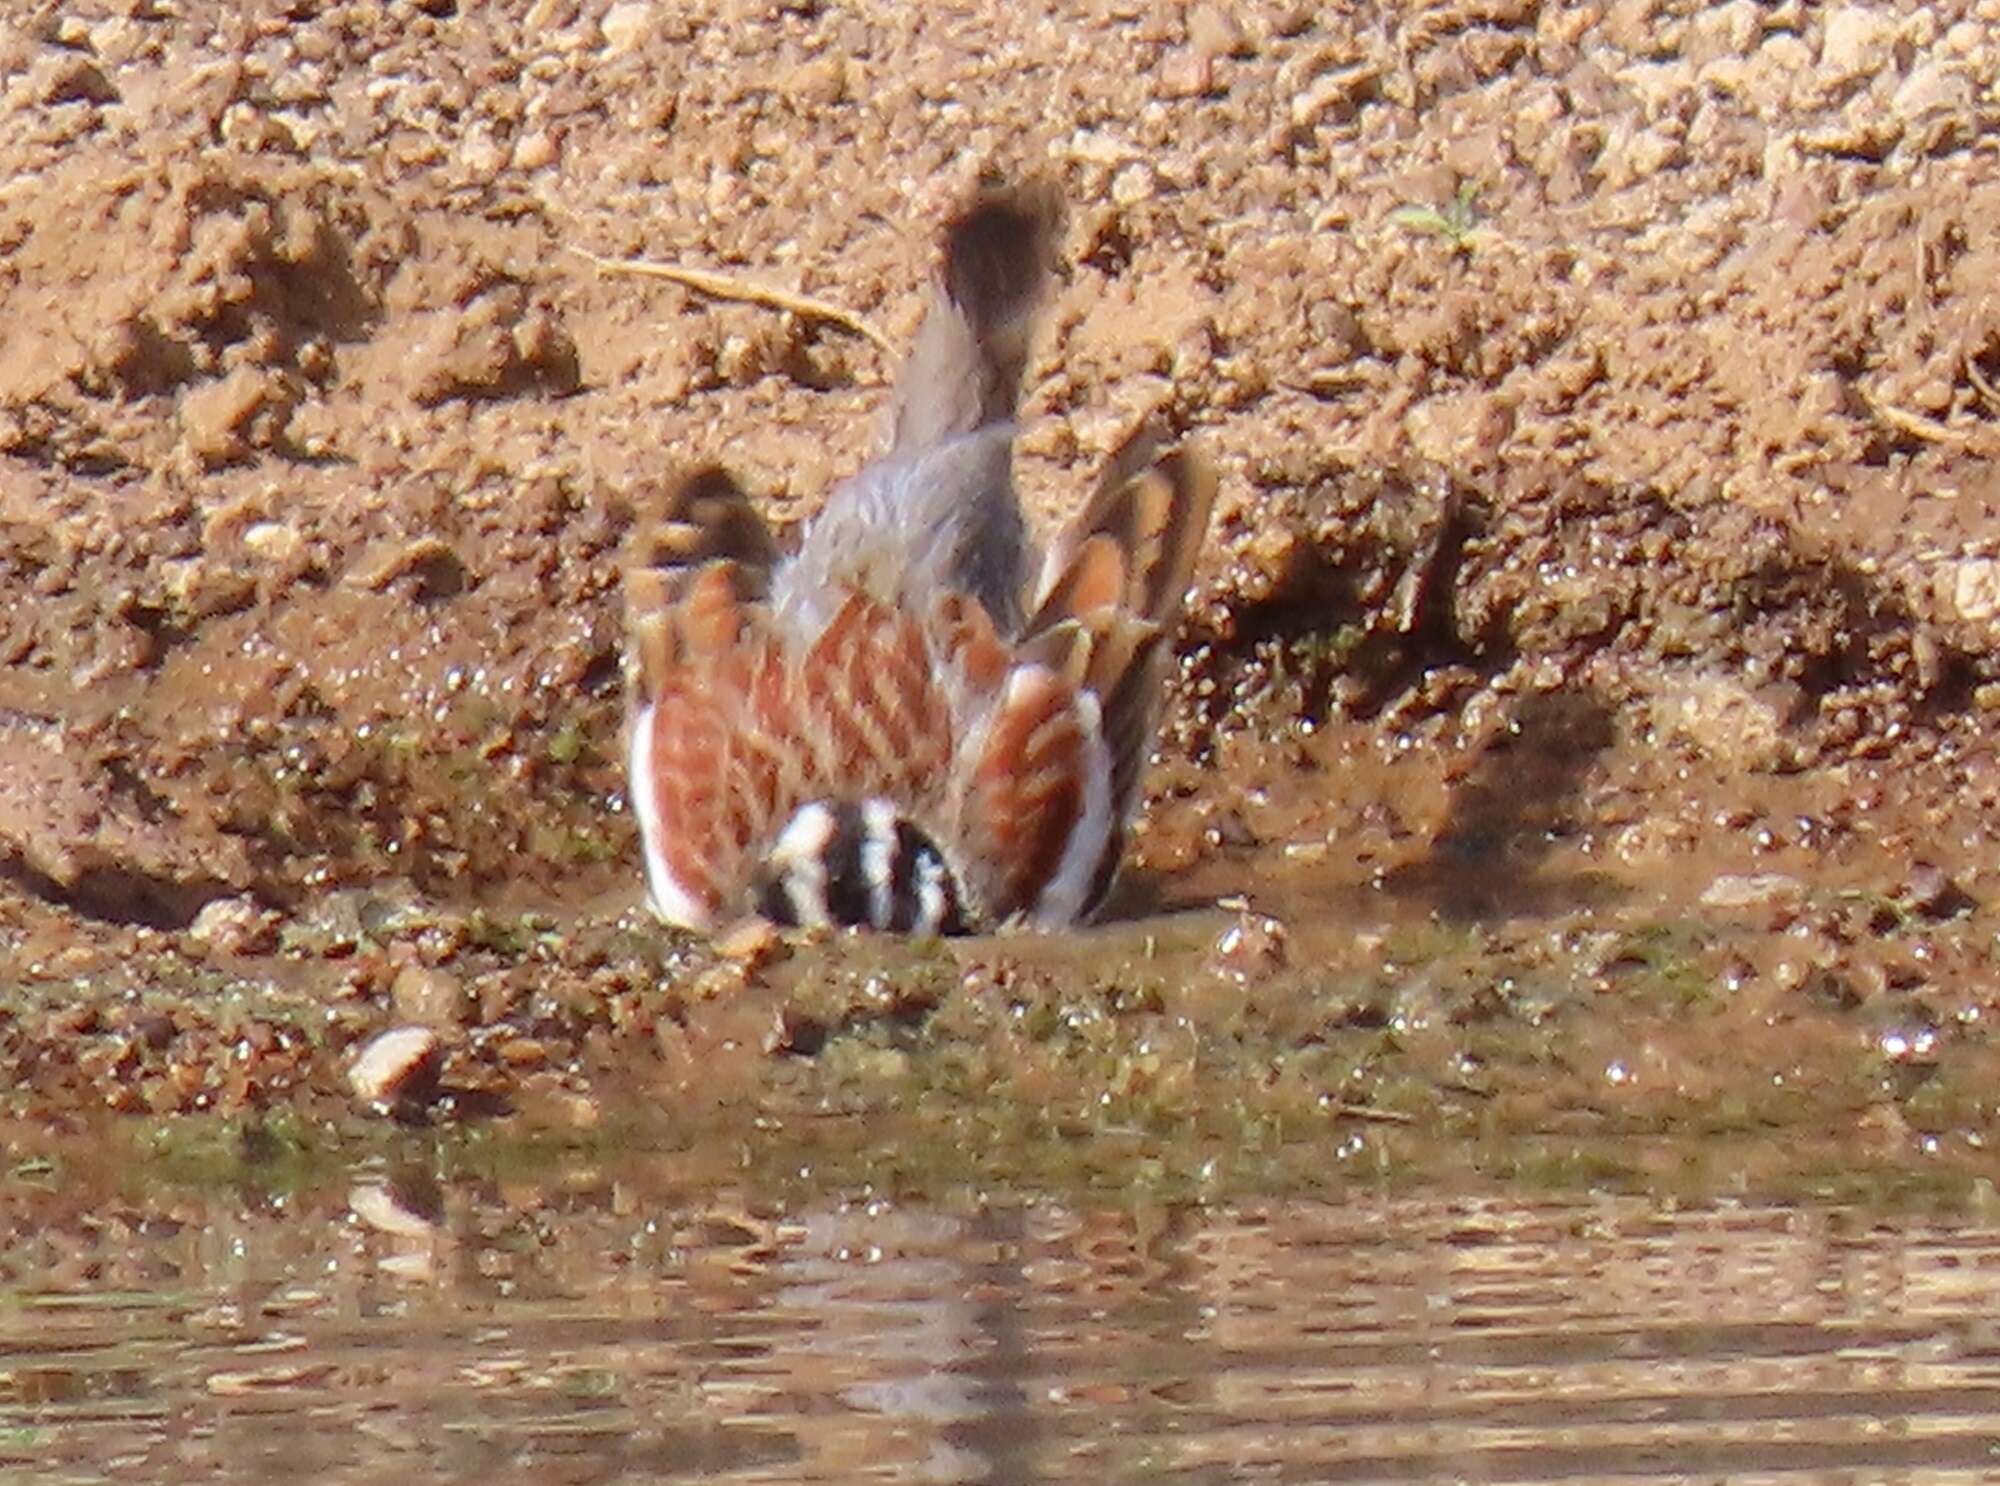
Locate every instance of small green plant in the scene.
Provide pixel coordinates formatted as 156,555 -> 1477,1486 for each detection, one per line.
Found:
1390,181 -> 1483,253
0,1425 -> 49,1453
545,721 -> 587,765
467,909 -> 537,957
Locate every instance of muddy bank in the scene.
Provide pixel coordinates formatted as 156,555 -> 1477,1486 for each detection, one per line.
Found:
3,1 -> 2000,1197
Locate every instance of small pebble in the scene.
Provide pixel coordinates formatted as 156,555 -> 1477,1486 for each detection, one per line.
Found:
1160,47 -> 1214,98
239,520 -> 303,564
512,131 -> 557,171
391,964 -> 471,1027
495,1036 -> 548,1068
348,1026 -> 442,1108
1699,873 -> 1804,910
187,895 -> 278,956
1111,163 -> 1156,206
1208,911 -> 1290,983
599,0 -> 654,55
713,916 -> 785,973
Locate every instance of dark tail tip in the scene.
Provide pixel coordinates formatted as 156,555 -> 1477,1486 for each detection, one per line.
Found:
939,179 -> 1064,340
890,177 -> 1065,451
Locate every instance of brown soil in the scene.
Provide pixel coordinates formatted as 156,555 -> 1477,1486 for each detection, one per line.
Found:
5,0 -> 2000,1195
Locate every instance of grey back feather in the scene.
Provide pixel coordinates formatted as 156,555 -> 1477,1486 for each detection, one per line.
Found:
771,425 -> 1025,637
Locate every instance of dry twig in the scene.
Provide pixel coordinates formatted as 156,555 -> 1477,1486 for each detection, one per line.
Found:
1322,1102 -> 1418,1125
1964,354 -> 2000,415
567,245 -> 895,353
1861,385 -> 1970,448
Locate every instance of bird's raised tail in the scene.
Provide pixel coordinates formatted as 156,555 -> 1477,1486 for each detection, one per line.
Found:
889,180 -> 1063,454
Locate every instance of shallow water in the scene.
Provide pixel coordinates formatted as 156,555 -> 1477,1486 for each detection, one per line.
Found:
8,1163 -> 2000,1485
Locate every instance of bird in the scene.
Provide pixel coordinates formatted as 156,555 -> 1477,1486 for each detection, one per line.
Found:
623,180 -> 1215,937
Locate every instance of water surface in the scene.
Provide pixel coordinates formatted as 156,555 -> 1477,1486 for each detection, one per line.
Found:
7,1162 -> 2000,1484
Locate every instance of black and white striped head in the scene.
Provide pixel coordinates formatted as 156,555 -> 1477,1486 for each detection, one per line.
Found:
753,799 -> 969,935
